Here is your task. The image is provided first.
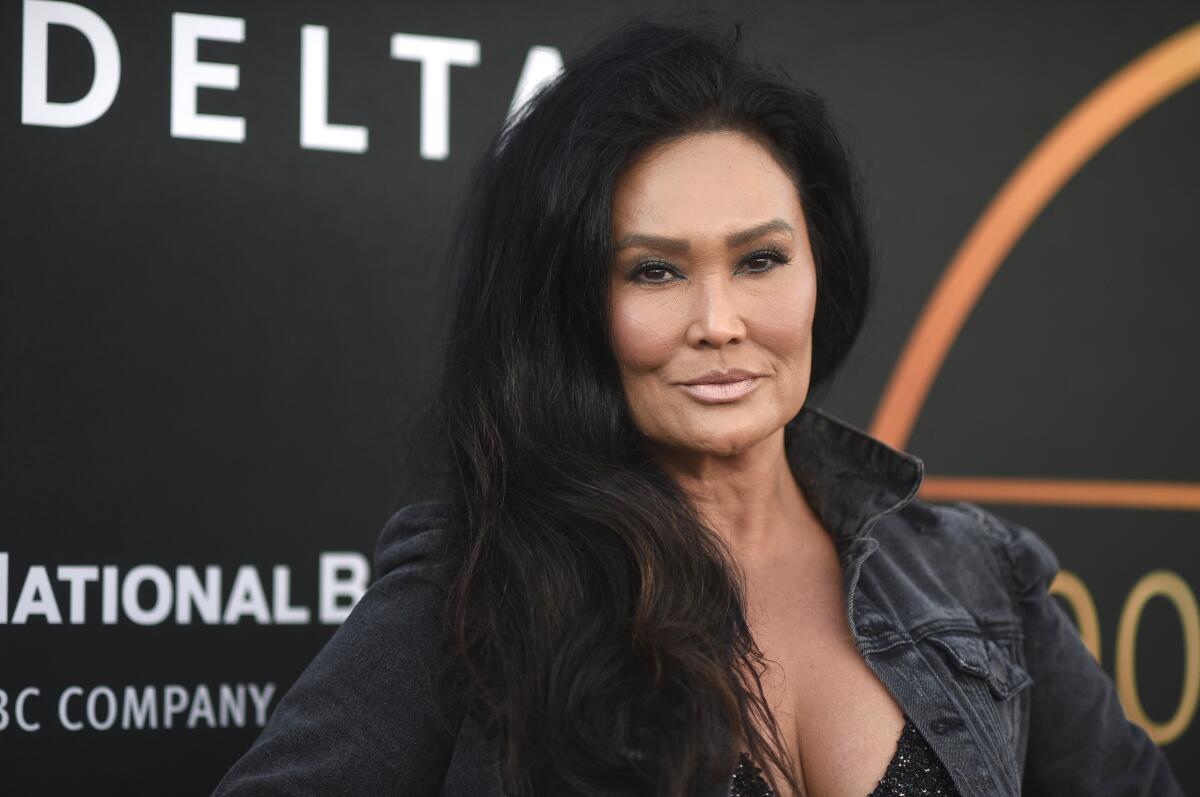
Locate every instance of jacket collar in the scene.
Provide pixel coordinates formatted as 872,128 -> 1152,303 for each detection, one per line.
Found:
783,404 -> 925,556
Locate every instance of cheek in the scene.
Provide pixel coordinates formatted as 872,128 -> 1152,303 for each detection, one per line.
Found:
749,268 -> 817,360
609,294 -> 681,373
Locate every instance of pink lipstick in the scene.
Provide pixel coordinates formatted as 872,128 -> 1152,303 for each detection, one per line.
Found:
677,369 -> 763,404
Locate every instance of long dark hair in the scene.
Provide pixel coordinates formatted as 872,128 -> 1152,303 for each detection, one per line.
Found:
427,12 -> 874,796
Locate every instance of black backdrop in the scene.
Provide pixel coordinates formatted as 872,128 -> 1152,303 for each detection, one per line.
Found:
2,1 -> 1198,793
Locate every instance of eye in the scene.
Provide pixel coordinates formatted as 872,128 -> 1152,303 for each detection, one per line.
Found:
738,246 -> 792,274
629,261 -> 680,284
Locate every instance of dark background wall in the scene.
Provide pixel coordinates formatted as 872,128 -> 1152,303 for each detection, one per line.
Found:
2,1 -> 1197,793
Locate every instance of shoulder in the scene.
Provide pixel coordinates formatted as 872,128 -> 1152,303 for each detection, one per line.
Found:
373,499 -> 457,584
946,500 -> 1060,597
867,499 -> 1062,627
308,498 -> 460,684
213,500 -> 463,793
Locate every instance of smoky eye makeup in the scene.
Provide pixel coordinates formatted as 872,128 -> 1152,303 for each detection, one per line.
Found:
626,261 -> 681,283
624,245 -> 793,284
741,245 -> 792,271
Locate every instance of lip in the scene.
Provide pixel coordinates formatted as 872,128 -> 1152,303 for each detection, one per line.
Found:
680,368 -> 762,385
676,369 -> 764,404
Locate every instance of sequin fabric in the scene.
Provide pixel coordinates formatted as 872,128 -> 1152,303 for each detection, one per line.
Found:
729,751 -> 775,797
728,715 -> 960,797
865,716 -> 959,796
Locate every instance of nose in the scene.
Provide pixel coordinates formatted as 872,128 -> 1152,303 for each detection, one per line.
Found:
685,276 -> 746,349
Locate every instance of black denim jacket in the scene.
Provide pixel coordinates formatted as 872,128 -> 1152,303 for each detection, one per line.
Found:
213,405 -> 1183,796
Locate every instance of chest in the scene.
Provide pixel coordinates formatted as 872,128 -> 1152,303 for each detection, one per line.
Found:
742,537 -> 908,797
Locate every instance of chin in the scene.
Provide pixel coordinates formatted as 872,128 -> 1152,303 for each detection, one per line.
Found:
680,414 -> 776,457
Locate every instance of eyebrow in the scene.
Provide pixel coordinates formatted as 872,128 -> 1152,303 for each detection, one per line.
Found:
613,218 -> 795,253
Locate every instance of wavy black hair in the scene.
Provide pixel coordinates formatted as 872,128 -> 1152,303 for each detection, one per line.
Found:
424,11 -> 875,796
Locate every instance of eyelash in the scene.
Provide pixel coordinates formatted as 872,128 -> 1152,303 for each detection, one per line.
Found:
628,246 -> 792,285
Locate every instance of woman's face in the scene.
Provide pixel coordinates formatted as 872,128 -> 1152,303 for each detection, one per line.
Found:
608,130 -> 818,459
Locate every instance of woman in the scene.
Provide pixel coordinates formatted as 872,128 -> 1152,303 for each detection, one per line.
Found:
214,14 -> 1182,797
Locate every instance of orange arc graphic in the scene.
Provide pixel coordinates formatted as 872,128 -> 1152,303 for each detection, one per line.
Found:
920,477 -> 1200,512
871,22 -> 1200,510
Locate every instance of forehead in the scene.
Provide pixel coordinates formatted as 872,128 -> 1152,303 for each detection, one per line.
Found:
611,131 -> 804,238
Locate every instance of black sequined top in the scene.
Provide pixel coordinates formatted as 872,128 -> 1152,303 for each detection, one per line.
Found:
728,714 -> 960,796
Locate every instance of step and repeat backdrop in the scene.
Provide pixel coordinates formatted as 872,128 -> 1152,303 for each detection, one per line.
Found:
2,1 -> 1197,793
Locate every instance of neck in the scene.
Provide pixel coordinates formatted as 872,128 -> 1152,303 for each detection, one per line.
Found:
652,427 -> 818,567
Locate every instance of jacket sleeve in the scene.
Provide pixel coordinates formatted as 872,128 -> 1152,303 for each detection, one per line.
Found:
979,506 -> 1184,796
212,502 -> 461,796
